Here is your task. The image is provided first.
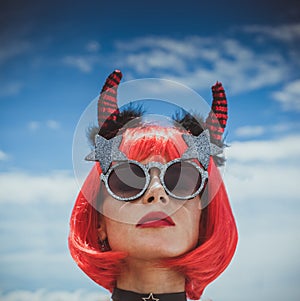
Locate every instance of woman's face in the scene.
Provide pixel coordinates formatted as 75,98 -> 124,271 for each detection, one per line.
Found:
98,154 -> 202,261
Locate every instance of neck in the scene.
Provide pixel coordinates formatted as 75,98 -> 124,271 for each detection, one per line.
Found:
116,258 -> 185,294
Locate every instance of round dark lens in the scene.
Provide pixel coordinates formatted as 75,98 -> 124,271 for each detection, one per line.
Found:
108,163 -> 146,199
164,162 -> 202,198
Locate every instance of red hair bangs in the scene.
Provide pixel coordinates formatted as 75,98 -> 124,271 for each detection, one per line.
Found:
120,125 -> 188,162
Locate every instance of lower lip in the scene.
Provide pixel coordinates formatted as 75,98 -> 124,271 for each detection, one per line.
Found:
137,219 -> 175,228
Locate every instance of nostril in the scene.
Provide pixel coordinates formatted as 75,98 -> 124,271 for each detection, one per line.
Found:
147,196 -> 155,203
147,196 -> 167,204
160,197 -> 167,204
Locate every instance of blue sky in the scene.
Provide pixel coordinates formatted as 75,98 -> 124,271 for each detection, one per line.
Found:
1,1 -> 300,300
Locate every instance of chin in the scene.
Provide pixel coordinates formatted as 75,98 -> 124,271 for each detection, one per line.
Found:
127,240 -> 194,260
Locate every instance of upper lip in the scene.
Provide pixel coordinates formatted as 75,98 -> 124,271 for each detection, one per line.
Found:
136,211 -> 175,227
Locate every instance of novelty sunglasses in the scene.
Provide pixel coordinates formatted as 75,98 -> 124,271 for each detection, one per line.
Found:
101,158 -> 208,201
86,129 -> 222,202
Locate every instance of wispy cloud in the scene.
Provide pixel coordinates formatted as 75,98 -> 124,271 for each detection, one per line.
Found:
115,36 -> 202,60
234,122 -> 300,138
62,55 -> 100,73
28,120 -> 61,131
242,23 -> 300,42
0,81 -> 24,98
123,50 -> 187,74
272,79 -> 300,111
0,170 -> 77,204
28,121 -> 40,131
234,125 -> 265,138
115,36 -> 289,94
46,119 -> 61,130
86,41 -> 101,52
62,28 -> 296,99
0,40 -> 31,65
226,134 -> 300,163
60,39 -> 102,72
0,150 -> 10,161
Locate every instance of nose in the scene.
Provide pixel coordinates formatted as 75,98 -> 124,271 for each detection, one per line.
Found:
142,169 -> 170,204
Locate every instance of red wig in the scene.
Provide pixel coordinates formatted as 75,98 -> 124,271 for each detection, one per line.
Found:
69,126 -> 238,300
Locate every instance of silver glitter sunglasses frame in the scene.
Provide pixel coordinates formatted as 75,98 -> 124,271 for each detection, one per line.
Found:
86,129 -> 223,202
100,158 -> 208,202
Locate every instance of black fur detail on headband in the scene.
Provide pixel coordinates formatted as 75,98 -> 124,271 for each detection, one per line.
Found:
173,110 -> 205,136
87,104 -> 145,145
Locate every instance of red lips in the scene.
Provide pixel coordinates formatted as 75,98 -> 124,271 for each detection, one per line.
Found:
136,211 -> 175,228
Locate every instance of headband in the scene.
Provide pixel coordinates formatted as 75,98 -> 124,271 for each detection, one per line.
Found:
85,70 -> 228,171
86,129 -> 222,174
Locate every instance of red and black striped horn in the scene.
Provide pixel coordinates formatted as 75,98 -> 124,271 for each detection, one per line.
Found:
205,81 -> 228,144
98,70 -> 122,129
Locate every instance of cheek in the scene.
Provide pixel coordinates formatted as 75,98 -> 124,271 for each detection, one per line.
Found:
190,211 -> 202,245
101,192 -> 130,224
177,201 -> 202,247
102,199 -> 119,219
105,219 -> 128,250
101,187 -> 140,225
105,219 -> 148,255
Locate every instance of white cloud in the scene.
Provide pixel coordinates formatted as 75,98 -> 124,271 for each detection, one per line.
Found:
272,79 -> 300,111
225,160 -> 299,203
86,41 -> 101,52
28,120 -> 61,131
0,40 -> 31,64
62,55 -> 100,73
63,34 -> 293,97
115,36 -> 288,94
224,135 -> 300,202
242,23 -> 300,42
46,119 -> 60,130
0,170 -> 77,204
62,40 -> 101,72
234,125 -> 265,138
0,150 -> 9,161
124,50 -> 187,73
116,36 -> 204,58
234,122 -> 300,138
28,121 -> 40,131
226,134 -> 300,162
269,122 -> 300,133
0,81 -> 23,97
0,290 -> 110,301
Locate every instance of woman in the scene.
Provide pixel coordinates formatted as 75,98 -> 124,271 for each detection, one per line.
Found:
69,70 -> 238,301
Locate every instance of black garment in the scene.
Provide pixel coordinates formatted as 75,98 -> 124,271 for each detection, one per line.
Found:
112,288 -> 187,301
